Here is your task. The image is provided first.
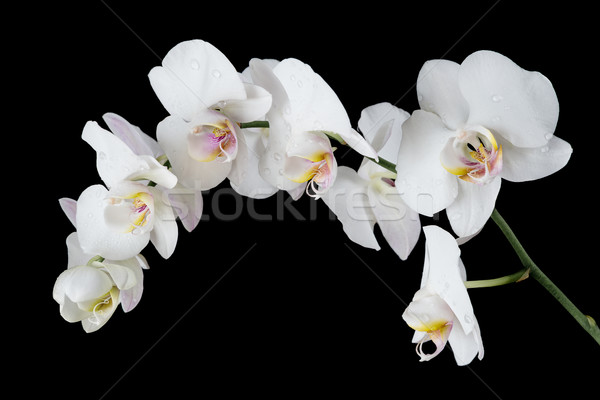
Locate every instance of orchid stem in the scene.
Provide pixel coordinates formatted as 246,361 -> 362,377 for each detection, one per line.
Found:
465,268 -> 529,289
365,156 -> 397,174
491,208 -> 600,345
239,121 -> 269,129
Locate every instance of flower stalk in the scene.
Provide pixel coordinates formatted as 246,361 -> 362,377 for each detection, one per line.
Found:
490,209 -> 600,345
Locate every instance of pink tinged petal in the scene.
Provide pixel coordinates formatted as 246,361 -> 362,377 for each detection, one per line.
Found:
287,130 -> 332,161
459,50 -> 559,148
164,183 -> 204,233
148,186 -> 178,259
499,135 -> 572,182
422,225 -> 477,335
148,39 -> 246,121
395,111 -> 458,216
221,83 -> 273,123
76,184 -> 150,260
59,197 -> 77,228
284,156 -> 319,183
228,129 -> 278,199
447,313 -> 484,365
320,166 -> 380,251
415,322 -> 453,362
416,59 -> 470,130
102,112 -> 160,157
66,232 -> 91,268
358,103 -> 409,163
446,176 -> 501,238
114,257 -> 145,313
367,185 -> 421,260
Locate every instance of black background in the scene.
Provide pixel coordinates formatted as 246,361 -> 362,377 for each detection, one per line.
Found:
16,1 -> 599,398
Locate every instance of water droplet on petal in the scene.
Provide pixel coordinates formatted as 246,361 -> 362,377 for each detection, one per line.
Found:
98,151 -> 107,161
212,69 -> 221,78
491,94 -> 503,102
297,80 -> 303,88
290,75 -> 296,81
540,146 -> 549,153
544,133 -> 553,140
263,168 -> 271,176
190,59 -> 200,70
273,153 -> 282,161
491,116 -> 501,122
464,315 -> 473,324
278,169 -> 284,176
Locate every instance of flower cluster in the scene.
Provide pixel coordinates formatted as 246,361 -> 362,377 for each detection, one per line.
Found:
54,40 -> 571,363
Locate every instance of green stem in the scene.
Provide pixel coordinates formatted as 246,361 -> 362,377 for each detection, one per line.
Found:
491,208 -> 600,345
465,267 -> 529,289
239,121 -> 270,129
365,155 -> 397,174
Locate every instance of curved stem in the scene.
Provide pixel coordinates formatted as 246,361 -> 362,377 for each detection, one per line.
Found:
239,121 -> 269,129
491,208 -> 600,345
465,267 -> 529,289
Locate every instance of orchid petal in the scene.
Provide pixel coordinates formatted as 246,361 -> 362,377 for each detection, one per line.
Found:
229,129 -> 278,199
499,135 -> 572,182
148,186 -> 178,259
118,258 -> 145,313
321,166 -> 380,251
102,262 -> 138,291
358,102 -> 409,163
222,83 -> 272,122
157,115 -> 232,190
148,39 -> 246,121
102,112 -> 161,157
395,111 -> 458,216
448,313 -> 484,365
459,50 -> 559,148
60,265 -> 113,304
164,183 -> 204,233
446,177 -> 501,238
76,184 -> 150,260
66,232 -> 90,268
416,59 -> 469,130
59,197 -> 77,228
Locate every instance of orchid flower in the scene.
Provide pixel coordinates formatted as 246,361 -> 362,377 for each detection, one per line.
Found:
322,103 -> 421,260
249,57 -> 377,199
102,113 -> 204,232
402,225 -> 484,365
77,120 -> 179,259
53,232 -> 148,333
395,50 -> 572,238
150,39 -> 272,191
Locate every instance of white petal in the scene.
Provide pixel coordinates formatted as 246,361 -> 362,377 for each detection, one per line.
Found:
163,183 -> 204,233
76,184 -> 150,260
156,115 -> 231,190
320,166 -> 380,250
102,112 -> 161,157
59,198 -> 77,228
148,187 -> 178,259
368,186 -> 421,260
499,135 -> 572,182
459,50 -> 559,148
229,129 -> 278,199
103,262 -> 138,291
66,232 -> 91,268
448,315 -> 484,365
446,177 -> 501,238
417,59 -> 469,130
249,58 -> 291,116
118,259 -> 144,313
149,39 -> 246,121
358,102 -> 409,163
61,265 -> 113,303
222,83 -> 272,122
422,225 -> 476,334
395,111 -> 458,216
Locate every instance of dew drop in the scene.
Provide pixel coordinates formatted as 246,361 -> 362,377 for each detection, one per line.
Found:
464,315 -> 473,324
491,116 -> 501,122
273,152 -> 282,161
297,80 -> 303,88
491,94 -> 503,102
278,169 -> 284,176
544,133 -> 553,140
190,59 -> 200,70
263,168 -> 271,176
98,151 -> 107,161
211,69 -> 221,78
290,74 -> 296,81
540,146 -> 549,153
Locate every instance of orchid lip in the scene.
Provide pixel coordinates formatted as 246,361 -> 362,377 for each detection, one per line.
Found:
187,118 -> 238,163
440,126 -> 503,185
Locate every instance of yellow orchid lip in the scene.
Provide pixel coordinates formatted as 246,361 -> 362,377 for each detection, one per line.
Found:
440,126 -> 503,184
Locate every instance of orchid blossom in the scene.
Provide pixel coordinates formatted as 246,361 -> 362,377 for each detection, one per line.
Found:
395,50 -> 572,238
76,120 -> 179,260
249,57 -> 377,199
150,39 -> 272,191
53,232 -> 148,333
402,225 -> 484,365
322,103 -> 421,260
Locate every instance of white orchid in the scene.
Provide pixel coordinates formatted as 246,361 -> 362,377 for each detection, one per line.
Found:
53,232 -> 148,333
322,103 -> 421,260
102,112 -> 203,232
395,50 -> 572,238
76,120 -> 179,260
249,57 -> 377,199
402,225 -> 484,365
150,39 -> 272,191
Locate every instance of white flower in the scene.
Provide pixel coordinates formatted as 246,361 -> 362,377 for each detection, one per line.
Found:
395,50 -> 572,238
322,103 -> 421,260
249,57 -> 377,199
402,225 -> 484,365
53,232 -> 148,333
102,112 -> 203,232
151,39 -> 272,190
